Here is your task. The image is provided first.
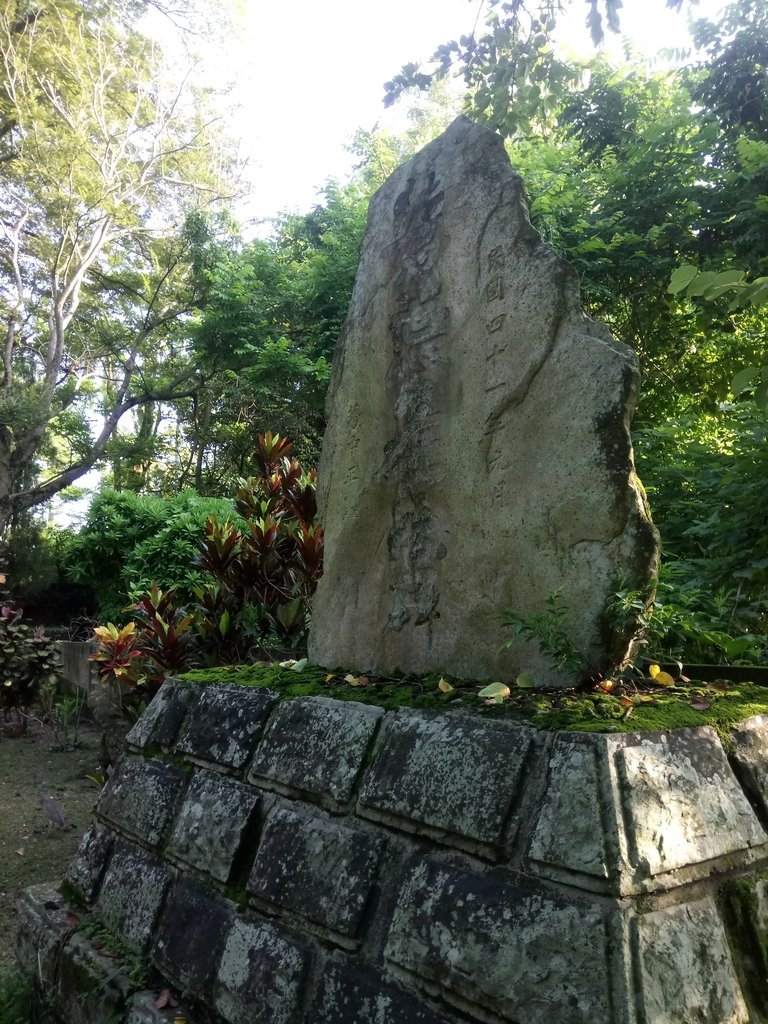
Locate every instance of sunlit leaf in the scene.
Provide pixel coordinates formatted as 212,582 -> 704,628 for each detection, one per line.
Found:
478,681 -> 511,699
668,265 -> 699,294
438,677 -> 454,693
649,670 -> 676,687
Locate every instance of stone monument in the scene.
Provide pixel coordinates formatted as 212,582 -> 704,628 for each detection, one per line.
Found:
309,116 -> 659,686
21,120 -> 763,1024
17,678 -> 768,1024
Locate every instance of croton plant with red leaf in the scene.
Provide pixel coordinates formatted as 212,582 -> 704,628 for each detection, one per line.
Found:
91,434 -> 324,700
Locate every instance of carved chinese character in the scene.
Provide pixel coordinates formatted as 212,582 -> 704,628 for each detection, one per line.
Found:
487,245 -> 505,272
485,276 -> 504,302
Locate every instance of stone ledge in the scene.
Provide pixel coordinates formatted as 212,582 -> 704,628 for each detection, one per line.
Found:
126,679 -> 200,751
248,696 -> 384,805
96,841 -> 174,952
312,961 -> 464,1024
56,932 -> 134,1024
97,756 -> 187,849
631,898 -> 748,1024
152,875 -> 236,1001
125,990 -> 200,1024
175,683 -> 277,770
166,768 -> 260,883
385,854 -> 615,1024
527,727 -> 768,896
15,884 -> 76,984
247,803 -> 384,942
20,680 -> 768,1024
64,822 -> 114,904
213,914 -> 311,1024
358,710 -> 535,853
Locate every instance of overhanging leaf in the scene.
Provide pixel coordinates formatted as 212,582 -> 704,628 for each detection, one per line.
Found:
668,265 -> 699,294
732,366 -> 760,395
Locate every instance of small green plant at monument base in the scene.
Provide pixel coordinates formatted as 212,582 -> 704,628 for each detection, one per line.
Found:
76,913 -> 151,990
609,572 -> 765,668
499,588 -> 588,675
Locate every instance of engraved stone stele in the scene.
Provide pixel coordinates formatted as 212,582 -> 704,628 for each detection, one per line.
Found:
309,116 -> 659,687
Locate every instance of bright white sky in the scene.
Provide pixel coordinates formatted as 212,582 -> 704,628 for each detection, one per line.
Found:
213,0 -> 726,228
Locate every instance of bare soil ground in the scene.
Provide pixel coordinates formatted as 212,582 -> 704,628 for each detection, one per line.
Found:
0,716 -> 122,965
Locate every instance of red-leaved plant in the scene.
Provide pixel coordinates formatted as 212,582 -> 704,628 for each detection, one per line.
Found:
91,433 -> 324,700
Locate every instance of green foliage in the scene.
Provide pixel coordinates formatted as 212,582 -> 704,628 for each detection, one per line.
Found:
173,179 -> 368,493
4,521 -> 63,602
66,489 -> 240,621
91,434 -> 324,698
500,589 -> 587,674
0,593 -> 60,717
634,409 -> 768,664
0,964 -> 54,1024
76,913 -> 150,989
668,264 -> 768,411
0,0 -> 237,532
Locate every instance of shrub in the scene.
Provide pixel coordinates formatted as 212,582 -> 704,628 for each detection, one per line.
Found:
91,434 -> 324,701
0,580 -> 60,729
633,405 -> 768,664
66,489 -> 242,621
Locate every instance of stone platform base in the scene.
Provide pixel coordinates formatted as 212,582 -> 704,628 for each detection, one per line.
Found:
17,679 -> 768,1023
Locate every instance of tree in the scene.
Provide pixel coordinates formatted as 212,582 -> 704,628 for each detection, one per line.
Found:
383,0 -> 701,137
0,0 -> 236,539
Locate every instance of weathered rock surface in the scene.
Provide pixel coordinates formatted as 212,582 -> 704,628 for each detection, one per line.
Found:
18,680 -> 768,1023
309,116 -> 658,687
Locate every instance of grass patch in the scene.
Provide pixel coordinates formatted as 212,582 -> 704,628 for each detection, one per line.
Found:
179,662 -> 768,736
0,965 -> 55,1024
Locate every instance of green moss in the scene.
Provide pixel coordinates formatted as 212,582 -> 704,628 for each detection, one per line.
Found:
178,663 -> 768,736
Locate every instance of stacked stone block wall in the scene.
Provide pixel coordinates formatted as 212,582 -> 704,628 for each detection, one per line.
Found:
17,679 -> 768,1023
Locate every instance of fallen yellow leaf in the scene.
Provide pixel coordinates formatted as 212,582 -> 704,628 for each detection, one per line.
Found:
438,677 -> 454,693
649,670 -> 676,688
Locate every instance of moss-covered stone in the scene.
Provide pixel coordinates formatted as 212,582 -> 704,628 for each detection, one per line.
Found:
179,662 -> 768,736
718,875 -> 768,1022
